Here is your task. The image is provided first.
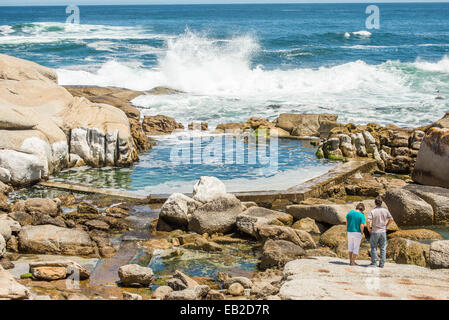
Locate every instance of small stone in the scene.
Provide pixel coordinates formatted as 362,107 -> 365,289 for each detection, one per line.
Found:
77,202 -> 99,215
31,266 -> 67,281
228,282 -> 245,296
118,264 -> 154,287
123,292 -> 142,300
152,285 -> 173,299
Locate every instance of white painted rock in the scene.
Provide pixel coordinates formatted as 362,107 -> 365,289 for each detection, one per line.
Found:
192,176 -> 227,203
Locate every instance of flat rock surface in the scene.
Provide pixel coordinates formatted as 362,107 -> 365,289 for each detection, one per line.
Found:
280,257 -> 449,300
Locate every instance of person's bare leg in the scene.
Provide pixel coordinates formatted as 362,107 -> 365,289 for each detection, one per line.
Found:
352,253 -> 358,265
349,252 -> 353,265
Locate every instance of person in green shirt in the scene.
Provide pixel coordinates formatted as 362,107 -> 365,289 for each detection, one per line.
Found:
346,203 -> 366,266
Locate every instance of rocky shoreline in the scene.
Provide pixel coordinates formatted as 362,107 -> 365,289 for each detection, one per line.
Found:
1,54 -> 449,300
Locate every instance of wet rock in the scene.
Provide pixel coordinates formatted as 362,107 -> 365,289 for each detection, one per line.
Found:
152,285 -> 173,299
0,265 -> 31,300
188,194 -> 244,234
430,240 -> 449,269
142,115 -> 184,135
387,238 -> 430,267
292,217 -> 321,234
31,266 -> 67,281
104,206 -> 130,218
274,113 -> 339,137
383,188 -> 434,226
123,292 -> 142,300
192,176 -> 227,203
236,206 -> 293,238
388,229 -> 443,241
188,122 -> 208,131
257,225 -> 316,249
118,264 -> 154,287
260,239 -> 306,270
159,193 -> 202,227
56,194 -> 77,207
412,127 -> 449,188
85,219 -> 110,231
180,237 -> 223,252
77,202 -> 99,215
18,224 -> 95,256
228,282 -> 244,296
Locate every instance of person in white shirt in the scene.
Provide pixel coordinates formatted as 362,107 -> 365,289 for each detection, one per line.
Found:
367,197 -> 394,268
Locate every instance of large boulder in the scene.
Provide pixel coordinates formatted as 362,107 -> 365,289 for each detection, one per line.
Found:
18,224 -> 95,256
260,239 -> 306,270
257,225 -> 316,249
192,176 -> 227,203
286,203 -> 368,225
319,225 -> 347,249
386,238 -> 430,267
0,265 -> 31,300
292,218 -> 321,234
236,206 -> 293,238
430,240 -> 449,269
274,113 -> 339,137
159,193 -> 202,227
142,115 -> 184,135
0,54 -> 138,186
118,264 -> 154,286
188,194 -> 245,234
403,184 -> 449,225
412,127 -> 449,188
11,198 -> 61,217
388,229 -> 443,241
383,188 -> 434,226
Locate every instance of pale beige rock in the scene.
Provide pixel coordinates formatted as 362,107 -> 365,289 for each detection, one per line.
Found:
412,127 -> 449,189
0,265 -> 31,300
18,224 -> 95,256
280,257 -> 449,300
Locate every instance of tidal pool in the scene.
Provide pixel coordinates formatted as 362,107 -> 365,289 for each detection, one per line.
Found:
50,133 -> 338,195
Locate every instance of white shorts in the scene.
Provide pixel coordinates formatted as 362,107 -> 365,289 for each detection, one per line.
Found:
347,232 -> 363,255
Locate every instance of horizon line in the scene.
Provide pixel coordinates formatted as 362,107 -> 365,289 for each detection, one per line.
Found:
1,1 -> 449,7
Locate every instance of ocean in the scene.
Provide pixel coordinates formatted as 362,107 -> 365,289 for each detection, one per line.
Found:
1,3 -> 448,127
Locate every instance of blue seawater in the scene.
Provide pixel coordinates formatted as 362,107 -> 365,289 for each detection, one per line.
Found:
0,3 -> 448,127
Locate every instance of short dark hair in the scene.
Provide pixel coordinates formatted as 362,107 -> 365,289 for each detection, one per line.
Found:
375,197 -> 383,206
356,203 -> 365,212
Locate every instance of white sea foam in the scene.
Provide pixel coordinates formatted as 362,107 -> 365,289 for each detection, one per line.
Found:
344,30 -> 372,39
413,55 -> 449,73
0,22 -> 168,44
57,31 -> 448,128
